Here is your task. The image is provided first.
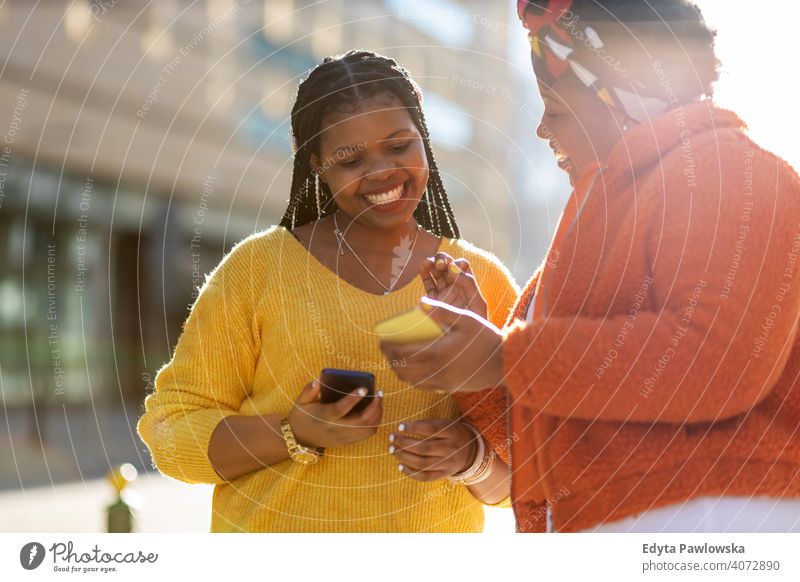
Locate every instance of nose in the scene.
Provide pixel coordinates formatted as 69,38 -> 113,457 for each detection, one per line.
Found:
536,117 -> 549,140
367,156 -> 397,181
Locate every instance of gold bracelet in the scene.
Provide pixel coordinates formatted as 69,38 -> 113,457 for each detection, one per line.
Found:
280,418 -> 324,465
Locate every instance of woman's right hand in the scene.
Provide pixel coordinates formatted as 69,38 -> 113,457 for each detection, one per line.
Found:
287,380 -> 384,449
419,252 -> 488,318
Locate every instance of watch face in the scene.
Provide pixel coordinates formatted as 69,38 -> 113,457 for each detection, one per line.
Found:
292,450 -> 319,465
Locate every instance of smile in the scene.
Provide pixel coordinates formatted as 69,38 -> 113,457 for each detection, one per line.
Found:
362,183 -> 405,206
552,147 -> 572,170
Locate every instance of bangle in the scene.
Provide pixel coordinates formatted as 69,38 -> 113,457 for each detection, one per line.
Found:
448,423 -> 485,483
461,448 -> 496,486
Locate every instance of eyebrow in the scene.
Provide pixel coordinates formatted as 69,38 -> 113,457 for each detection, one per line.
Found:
332,129 -> 416,156
377,129 -> 416,142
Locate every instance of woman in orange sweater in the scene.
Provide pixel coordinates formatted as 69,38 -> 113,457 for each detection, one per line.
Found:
382,0 -> 800,532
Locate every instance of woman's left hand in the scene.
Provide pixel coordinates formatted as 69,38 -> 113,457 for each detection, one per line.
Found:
388,419 -> 478,482
380,297 -> 505,393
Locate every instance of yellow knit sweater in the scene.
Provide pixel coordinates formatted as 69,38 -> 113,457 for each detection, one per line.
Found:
137,226 -> 518,532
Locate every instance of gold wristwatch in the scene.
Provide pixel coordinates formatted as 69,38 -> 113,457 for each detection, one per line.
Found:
280,418 -> 323,465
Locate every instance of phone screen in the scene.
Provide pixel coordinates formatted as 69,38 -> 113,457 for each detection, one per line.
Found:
319,368 -> 376,415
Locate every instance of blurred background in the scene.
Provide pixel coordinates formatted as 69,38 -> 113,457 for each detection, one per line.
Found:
0,0 -> 796,532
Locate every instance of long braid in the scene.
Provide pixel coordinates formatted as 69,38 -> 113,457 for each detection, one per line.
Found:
279,50 -> 460,239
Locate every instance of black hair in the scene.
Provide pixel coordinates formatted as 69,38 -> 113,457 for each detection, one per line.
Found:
279,50 -> 460,239
526,0 -> 719,99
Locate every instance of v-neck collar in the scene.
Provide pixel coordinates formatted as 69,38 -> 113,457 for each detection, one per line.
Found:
280,226 -> 447,299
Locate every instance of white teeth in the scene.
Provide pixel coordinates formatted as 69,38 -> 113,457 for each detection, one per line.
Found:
364,184 -> 403,206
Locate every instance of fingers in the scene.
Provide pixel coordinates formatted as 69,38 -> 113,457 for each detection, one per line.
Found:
351,389 -> 384,426
450,259 -> 477,287
419,257 -> 440,297
330,387 -> 370,419
420,252 -> 456,295
394,419 -> 454,439
395,453 -> 453,482
295,379 -> 321,405
451,258 -> 474,275
379,339 -> 437,363
419,296 -> 469,328
432,253 -> 455,285
379,336 -> 450,389
442,258 -> 478,292
391,434 -> 443,457
393,447 -> 447,473
389,422 -> 478,482
432,252 -> 455,269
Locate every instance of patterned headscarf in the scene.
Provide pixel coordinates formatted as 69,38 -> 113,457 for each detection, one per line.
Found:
517,0 -> 670,123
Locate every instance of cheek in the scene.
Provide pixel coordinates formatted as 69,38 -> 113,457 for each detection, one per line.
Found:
325,169 -> 361,197
406,146 -> 429,186
544,117 -> 574,150
410,162 -> 429,200
556,115 -> 593,158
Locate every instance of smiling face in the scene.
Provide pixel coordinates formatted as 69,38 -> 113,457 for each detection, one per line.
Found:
311,93 -> 429,231
536,74 -> 630,184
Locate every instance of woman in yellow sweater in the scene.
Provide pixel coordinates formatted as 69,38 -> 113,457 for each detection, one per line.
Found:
137,50 -> 519,532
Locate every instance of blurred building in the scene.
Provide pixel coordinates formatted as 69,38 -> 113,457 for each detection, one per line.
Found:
0,0 -> 565,487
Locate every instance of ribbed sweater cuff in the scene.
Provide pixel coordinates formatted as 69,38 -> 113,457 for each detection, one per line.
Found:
148,408 -> 239,485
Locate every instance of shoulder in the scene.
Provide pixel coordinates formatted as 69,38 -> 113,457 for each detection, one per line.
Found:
226,225 -> 295,259
642,124 -> 800,221
662,123 -> 797,189
205,225 -> 293,287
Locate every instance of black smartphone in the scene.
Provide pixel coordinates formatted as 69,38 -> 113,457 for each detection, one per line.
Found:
319,368 -> 376,416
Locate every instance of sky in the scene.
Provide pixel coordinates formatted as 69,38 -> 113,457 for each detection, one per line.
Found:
688,1 -> 798,170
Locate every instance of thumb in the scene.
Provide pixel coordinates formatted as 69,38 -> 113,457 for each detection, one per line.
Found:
419,296 -> 468,329
296,379 -> 321,405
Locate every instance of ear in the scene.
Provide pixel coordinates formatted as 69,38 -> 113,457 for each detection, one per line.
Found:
309,154 -> 326,183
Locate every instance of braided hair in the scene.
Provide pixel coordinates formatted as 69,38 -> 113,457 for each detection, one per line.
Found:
279,50 -> 460,239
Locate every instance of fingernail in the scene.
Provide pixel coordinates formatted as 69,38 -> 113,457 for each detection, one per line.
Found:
449,263 -> 460,274
435,259 -> 446,267
388,445 -> 396,454
377,390 -> 384,398
398,423 -> 406,432
356,387 -> 367,396
398,464 -> 405,472
389,433 -> 395,442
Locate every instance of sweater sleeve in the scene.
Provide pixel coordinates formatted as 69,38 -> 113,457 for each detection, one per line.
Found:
137,238 -> 262,484
503,138 -> 800,424
455,252 -> 521,464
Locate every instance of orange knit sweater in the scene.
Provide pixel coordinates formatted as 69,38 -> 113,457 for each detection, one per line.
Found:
502,102 -> 800,532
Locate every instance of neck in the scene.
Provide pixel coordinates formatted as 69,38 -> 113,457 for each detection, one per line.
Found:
333,212 -> 419,255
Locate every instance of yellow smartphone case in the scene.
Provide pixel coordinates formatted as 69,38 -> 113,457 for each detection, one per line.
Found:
374,308 -> 444,344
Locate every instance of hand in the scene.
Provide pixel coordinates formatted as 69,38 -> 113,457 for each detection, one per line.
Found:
419,252 -> 488,318
380,297 -> 505,393
287,380 -> 384,449
388,420 -> 478,482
